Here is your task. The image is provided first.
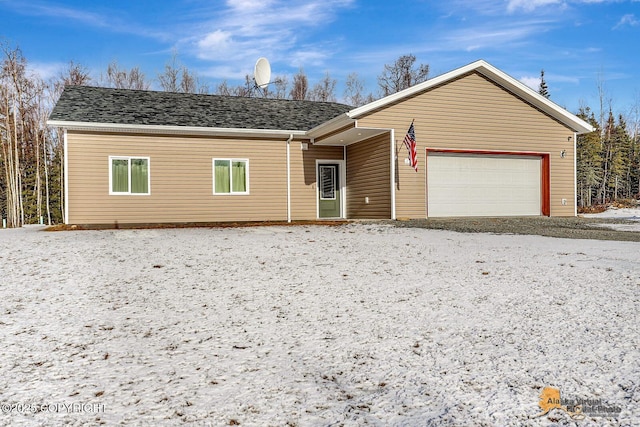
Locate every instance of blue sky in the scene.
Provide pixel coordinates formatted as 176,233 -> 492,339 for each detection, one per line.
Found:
1,0 -> 639,115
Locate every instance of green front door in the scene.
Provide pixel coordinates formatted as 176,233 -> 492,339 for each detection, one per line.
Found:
318,164 -> 341,218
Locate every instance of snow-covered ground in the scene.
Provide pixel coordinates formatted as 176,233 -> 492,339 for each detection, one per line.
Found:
583,207 -> 640,232
0,224 -> 638,426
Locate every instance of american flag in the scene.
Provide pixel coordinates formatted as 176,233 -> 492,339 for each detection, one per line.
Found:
403,120 -> 418,172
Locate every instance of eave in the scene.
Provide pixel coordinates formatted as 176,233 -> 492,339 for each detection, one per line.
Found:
46,120 -> 308,139
305,113 -> 388,146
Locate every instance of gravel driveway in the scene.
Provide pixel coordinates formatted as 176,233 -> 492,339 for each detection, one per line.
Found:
388,216 -> 640,241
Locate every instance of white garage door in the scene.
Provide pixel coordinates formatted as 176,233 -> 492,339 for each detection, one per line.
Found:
427,153 -> 541,217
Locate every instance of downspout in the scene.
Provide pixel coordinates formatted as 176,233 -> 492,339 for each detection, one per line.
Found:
573,131 -> 577,217
390,129 -> 396,220
63,128 -> 69,224
343,145 -> 347,219
286,134 -> 293,223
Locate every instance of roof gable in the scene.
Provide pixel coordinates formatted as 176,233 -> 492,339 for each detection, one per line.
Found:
347,60 -> 593,134
49,86 -> 352,132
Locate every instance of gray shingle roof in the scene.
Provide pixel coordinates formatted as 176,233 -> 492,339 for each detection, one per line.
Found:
49,85 -> 352,131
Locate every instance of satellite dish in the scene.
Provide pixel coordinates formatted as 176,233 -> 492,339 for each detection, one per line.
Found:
254,57 -> 271,89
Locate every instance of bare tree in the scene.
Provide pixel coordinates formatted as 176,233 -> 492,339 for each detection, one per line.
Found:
236,75 -> 255,97
595,74 -> 614,204
180,67 -> 197,94
215,75 -> 254,97
102,60 -> 150,90
290,68 -> 308,100
378,54 -> 429,97
55,61 -> 92,94
158,55 -> 180,92
197,82 -> 210,95
49,61 -> 91,223
1,43 -> 27,227
308,72 -> 337,102
30,77 -> 47,225
158,53 -> 209,94
272,75 -> 288,99
216,80 -> 232,96
37,90 -> 52,225
343,72 -> 370,107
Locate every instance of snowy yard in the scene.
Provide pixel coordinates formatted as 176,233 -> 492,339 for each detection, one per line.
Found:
584,207 -> 640,233
0,223 -> 638,426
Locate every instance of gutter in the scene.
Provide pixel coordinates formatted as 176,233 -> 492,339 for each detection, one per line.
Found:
47,120 -> 307,139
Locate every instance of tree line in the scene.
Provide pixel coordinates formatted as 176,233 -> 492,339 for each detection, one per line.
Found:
0,40 -> 637,227
538,69 -> 640,207
576,106 -> 640,207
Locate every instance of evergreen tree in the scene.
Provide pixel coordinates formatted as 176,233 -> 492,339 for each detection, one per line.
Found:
538,69 -> 550,99
630,133 -> 640,198
609,114 -> 634,199
576,107 -> 602,207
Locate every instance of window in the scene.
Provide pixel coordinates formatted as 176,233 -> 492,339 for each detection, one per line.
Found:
109,156 -> 150,195
319,165 -> 336,200
213,159 -> 249,194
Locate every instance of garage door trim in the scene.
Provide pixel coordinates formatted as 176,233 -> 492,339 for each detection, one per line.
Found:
426,148 -> 550,217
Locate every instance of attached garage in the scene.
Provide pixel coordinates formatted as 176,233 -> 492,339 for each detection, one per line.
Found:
426,150 -> 550,217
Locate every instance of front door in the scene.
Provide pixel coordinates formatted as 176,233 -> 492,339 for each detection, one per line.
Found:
318,164 -> 341,218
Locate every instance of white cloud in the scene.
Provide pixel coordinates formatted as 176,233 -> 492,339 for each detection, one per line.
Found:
520,72 -> 580,90
507,0 -> 562,13
226,0 -> 275,11
188,0 -> 354,78
289,50 -> 329,68
614,13 -> 639,29
520,76 -> 541,90
5,1 -> 109,27
505,0 -> 634,13
197,30 -> 233,52
3,1 -> 170,40
28,61 -> 66,81
443,20 -> 553,51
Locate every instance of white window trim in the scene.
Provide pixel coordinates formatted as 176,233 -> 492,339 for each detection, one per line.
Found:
108,156 -> 151,195
212,158 -> 250,195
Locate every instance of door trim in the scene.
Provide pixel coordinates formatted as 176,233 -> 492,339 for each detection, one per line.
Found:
316,159 -> 346,219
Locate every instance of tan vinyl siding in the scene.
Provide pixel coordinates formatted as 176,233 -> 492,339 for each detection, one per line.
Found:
346,134 -> 391,219
66,132 -> 289,224
289,143 -> 343,220
357,71 -> 576,217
